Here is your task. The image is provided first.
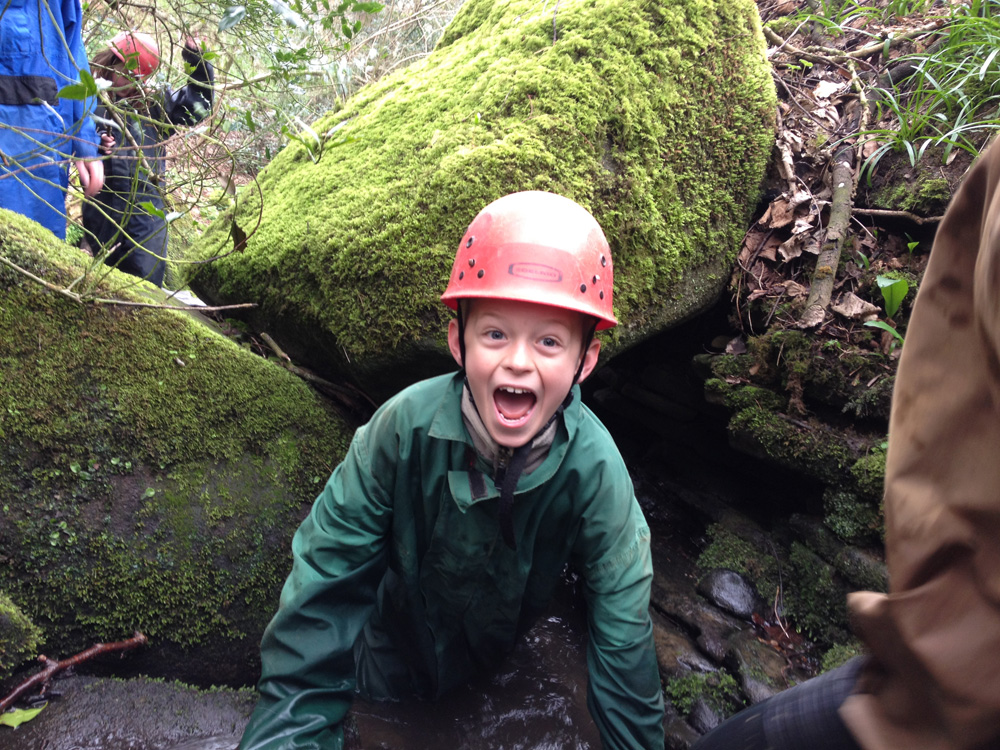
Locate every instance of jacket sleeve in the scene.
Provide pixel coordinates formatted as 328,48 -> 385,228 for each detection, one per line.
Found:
239,420 -> 394,750
161,42 -> 214,128
576,464 -> 665,749
62,0 -> 99,159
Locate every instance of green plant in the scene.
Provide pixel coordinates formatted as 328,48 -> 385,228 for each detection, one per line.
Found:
856,1 -> 1000,180
874,274 -> 908,318
864,319 -> 904,348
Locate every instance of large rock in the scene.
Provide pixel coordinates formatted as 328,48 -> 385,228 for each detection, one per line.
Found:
0,210 -> 351,686
190,0 -> 776,400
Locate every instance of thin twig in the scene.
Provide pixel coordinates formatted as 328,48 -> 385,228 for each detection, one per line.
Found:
853,207 -> 944,224
0,632 -> 148,712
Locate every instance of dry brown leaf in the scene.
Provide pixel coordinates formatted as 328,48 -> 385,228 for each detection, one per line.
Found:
831,291 -> 880,321
782,280 -> 808,297
767,197 -> 797,228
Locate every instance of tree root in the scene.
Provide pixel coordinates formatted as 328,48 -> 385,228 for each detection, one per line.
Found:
0,632 -> 148,712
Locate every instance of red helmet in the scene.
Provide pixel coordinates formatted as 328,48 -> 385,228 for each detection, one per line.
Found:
440,191 -> 617,330
110,31 -> 160,78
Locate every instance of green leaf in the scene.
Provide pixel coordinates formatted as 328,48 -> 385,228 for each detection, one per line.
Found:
59,69 -> 98,100
0,704 -> 46,728
139,201 -> 166,219
353,1 -> 383,11
864,319 -> 904,343
875,275 -> 909,318
218,5 -> 247,31
143,487 -> 156,498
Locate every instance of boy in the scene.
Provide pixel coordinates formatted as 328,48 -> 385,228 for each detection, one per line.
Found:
240,191 -> 665,749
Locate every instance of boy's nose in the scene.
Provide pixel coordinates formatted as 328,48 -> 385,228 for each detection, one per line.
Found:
504,339 -> 532,371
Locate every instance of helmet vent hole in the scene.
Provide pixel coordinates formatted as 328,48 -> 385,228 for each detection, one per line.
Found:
466,237 -> 474,248
468,258 -> 475,267
601,255 -> 607,267
459,271 -> 464,280
592,275 -> 599,284
579,284 -> 587,293
477,269 -> 485,279
600,291 -> 604,300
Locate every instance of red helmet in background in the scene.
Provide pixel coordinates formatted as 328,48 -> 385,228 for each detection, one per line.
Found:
110,31 -> 160,78
440,191 -> 617,330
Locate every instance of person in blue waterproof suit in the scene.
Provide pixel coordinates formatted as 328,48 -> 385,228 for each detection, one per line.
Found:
81,32 -> 213,287
240,192 -> 665,750
0,0 -> 104,238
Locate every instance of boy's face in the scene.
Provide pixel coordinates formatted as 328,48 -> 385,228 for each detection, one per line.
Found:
448,298 -> 600,448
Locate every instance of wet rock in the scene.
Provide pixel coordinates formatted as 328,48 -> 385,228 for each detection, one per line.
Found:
651,609 -> 717,678
651,572 -> 743,663
697,568 -> 766,622
724,629 -> 791,705
787,514 -> 887,592
0,675 -> 255,750
663,702 -> 701,750
688,698 -> 725,734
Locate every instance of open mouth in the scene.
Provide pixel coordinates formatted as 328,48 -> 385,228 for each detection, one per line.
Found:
494,386 -> 536,425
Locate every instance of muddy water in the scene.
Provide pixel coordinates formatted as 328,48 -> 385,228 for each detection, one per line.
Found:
347,583 -> 600,750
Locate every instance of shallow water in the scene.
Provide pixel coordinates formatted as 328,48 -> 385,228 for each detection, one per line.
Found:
348,602 -> 599,750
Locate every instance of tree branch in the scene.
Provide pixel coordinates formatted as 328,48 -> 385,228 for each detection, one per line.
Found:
0,632 -> 148,712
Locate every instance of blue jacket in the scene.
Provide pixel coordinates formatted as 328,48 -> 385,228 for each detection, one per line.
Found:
0,0 -> 99,239
241,372 -> 664,749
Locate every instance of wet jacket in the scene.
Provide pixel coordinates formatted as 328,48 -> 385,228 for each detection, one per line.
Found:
81,44 -> 213,286
841,140 -> 1000,750
0,0 -> 99,239
240,372 -> 664,750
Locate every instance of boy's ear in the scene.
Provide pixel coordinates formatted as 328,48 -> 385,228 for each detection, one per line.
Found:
447,318 -> 464,368
576,337 -> 601,383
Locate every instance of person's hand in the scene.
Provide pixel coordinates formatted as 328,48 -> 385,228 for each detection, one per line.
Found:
76,159 -> 105,198
99,131 -> 116,155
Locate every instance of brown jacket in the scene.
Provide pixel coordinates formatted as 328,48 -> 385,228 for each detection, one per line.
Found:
840,141 -> 1000,749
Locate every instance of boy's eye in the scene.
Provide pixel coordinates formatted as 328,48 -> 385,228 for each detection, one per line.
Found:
540,337 -> 558,348
488,330 -> 505,341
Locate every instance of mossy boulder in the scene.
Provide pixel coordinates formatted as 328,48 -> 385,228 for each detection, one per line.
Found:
189,0 -> 776,399
0,589 -> 42,681
0,209 -> 351,686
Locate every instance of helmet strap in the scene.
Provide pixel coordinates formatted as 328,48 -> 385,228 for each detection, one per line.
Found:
573,320 -> 598,384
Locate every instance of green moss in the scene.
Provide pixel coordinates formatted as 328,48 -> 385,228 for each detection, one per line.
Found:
697,523 -> 779,601
728,405 -> 854,484
0,209 -> 350,662
665,670 -> 743,717
0,590 -> 42,679
850,443 -> 887,502
784,542 -> 849,645
189,0 -> 776,391
821,639 -> 864,673
823,488 -> 881,545
873,175 -> 952,216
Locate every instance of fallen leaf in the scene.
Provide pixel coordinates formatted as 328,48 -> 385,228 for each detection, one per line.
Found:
813,79 -> 845,99
781,280 -> 807,297
832,291 -> 880,321
725,337 -> 747,355
0,704 -> 46,728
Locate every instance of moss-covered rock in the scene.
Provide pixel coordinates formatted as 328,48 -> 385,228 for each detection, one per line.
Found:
0,589 -> 42,681
189,0 -> 776,399
0,209 -> 351,686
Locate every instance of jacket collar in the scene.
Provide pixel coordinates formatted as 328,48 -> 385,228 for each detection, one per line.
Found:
430,372 -> 581,512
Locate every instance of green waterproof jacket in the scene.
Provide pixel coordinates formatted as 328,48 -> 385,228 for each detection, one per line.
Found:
240,372 -> 664,749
